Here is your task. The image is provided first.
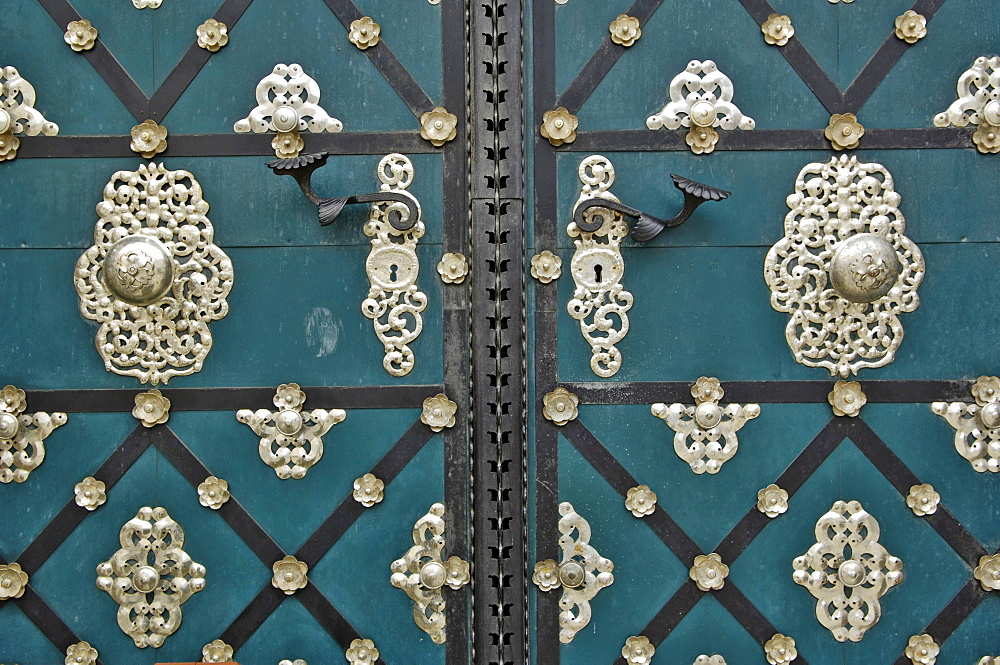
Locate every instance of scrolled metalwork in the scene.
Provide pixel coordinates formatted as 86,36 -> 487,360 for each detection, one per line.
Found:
792,500 -> 903,642
95,506 -> 206,648
932,376 -> 1000,473
935,56 -> 1000,153
390,503 -> 469,644
764,155 -> 924,377
532,501 -> 614,644
0,66 -> 59,162
0,384 -> 66,483
235,63 -> 342,135
74,163 -> 234,385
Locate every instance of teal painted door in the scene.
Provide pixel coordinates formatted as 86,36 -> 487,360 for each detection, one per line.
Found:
0,1 -> 470,664
527,1 -> 999,664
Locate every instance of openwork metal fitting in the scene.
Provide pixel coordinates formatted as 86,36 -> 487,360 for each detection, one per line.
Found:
764,634 -> 797,664
609,14 -> 641,47
825,113 -> 864,150
906,483 -> 939,516
421,393 -> 457,431
762,14 -> 794,46
532,502 -> 613,643
353,473 -> 384,507
568,155 -> 632,376
765,155 -> 924,377
65,641 -> 99,665
272,555 -> 308,594
0,384 -> 66,483
420,106 -> 458,146
542,387 -> 579,425
349,17 -> 381,50
905,634 -> 939,665
935,56 -> 1000,154
622,636 -> 655,664
130,119 -> 167,158
133,0 -> 163,8
75,163 -> 234,385
828,381 -> 866,417
237,383 -> 346,479
198,476 -> 230,509
0,562 -> 28,599
346,638 -> 380,664
625,484 -> 657,517
64,20 -> 97,51
931,376 -> 1000,473
894,11 -> 927,44
647,60 -> 754,154
133,389 -> 170,427
792,500 -> 902,642
828,0 -> 854,4
201,639 -> 234,662
531,250 -> 562,283
974,553 -> 1000,591
540,107 -> 578,146
690,552 -> 728,591
96,506 -> 206,648
651,377 -> 760,474
196,19 -> 228,52
437,252 -> 468,284
74,476 -> 107,511
694,657 -> 726,665
757,484 -> 788,518
0,66 -> 59,162
390,503 -> 469,643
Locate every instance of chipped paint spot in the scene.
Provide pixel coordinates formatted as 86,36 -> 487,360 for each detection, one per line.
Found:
305,307 -> 341,358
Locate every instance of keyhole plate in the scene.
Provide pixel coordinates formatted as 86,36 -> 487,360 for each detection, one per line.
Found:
570,248 -> 622,290
367,246 -> 419,289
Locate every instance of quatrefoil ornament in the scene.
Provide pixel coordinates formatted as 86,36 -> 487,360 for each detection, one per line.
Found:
651,377 -> 759,474
237,383 -> 346,479
0,384 -> 66,483
932,376 -> 1000,473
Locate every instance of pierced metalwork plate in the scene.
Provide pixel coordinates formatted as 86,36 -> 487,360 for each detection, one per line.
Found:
390,503 -> 469,644
568,155 -> 633,377
95,506 -> 206,648
362,154 -> 427,376
0,66 -> 59,136
764,155 -> 924,377
74,163 -> 234,385
932,376 -> 1000,472
0,384 -> 66,483
234,63 -> 342,134
792,500 -> 903,642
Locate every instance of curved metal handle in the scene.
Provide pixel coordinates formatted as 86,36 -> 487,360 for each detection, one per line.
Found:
267,151 -> 420,230
573,174 -> 730,241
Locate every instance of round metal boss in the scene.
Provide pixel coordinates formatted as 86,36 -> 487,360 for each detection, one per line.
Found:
272,106 -> 299,132
103,236 -> 175,305
828,233 -> 901,303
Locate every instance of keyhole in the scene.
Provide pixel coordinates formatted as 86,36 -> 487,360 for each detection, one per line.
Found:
389,264 -> 399,282
594,263 -> 603,283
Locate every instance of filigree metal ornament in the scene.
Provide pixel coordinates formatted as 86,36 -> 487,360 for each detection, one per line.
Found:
133,0 -> 163,8
74,163 -> 234,385
978,658 -> 1000,665
690,552 -> 728,591
625,484 -> 657,517
567,155 -> 632,376
931,376 -> 1000,473
757,484 -> 789,518
651,377 -> 760,475
825,113 -> 865,150
0,66 -> 59,162
420,107 -> 458,146
346,638 -> 379,665
622,636 -> 655,665
234,64 -> 343,156
906,483 -> 939,516
974,553 -> 1000,591
65,641 -> 98,665
64,20 -> 97,51
237,383 -> 346,479
764,155 -> 924,377
905,634 -> 939,665
532,502 -> 614,644
130,119 -> 167,158
201,639 -> 234,662
96,506 -> 206,648
361,154 -> 427,376
765,634 -> 797,664
0,562 -> 28,599
694,657 -> 726,665
531,250 -> 562,283
647,60 -> 755,154
792,500 -> 903,642
0,384 -> 66,483
828,381 -> 866,417
196,19 -> 228,52
353,473 -> 384,507
762,14 -> 794,46
272,555 -> 308,594
74,476 -> 107,511
934,56 -> 1000,154
609,15 -> 641,47
133,389 -> 170,427
542,387 -> 579,426
437,252 -> 468,284
390,503 -> 470,644
541,107 -> 578,146
197,476 -> 230,509
894,11 -> 927,44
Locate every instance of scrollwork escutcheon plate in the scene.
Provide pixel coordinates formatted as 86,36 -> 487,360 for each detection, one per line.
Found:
390,503 -> 469,644
362,154 -> 427,376
764,155 -> 924,377
792,500 -> 903,642
932,376 -> 1000,473
568,155 -> 633,377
